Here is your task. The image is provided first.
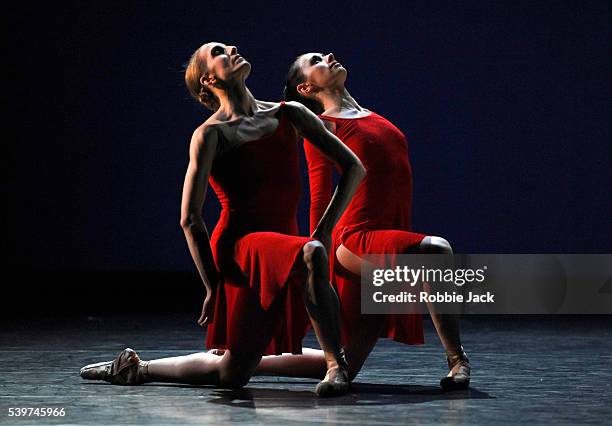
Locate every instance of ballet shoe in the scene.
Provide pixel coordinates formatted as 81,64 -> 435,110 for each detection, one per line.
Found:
315,349 -> 350,397
315,365 -> 350,397
440,346 -> 470,391
80,348 -> 149,385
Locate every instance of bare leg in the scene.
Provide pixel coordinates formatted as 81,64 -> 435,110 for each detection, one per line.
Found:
418,236 -> 463,356
256,237 -> 469,387
334,240 -> 468,383
80,348 -> 261,389
214,241 -> 350,388
240,241 -> 349,393
82,288 -> 278,388
255,244 -> 384,381
419,236 -> 470,390
256,348 -> 325,378
255,318 -> 383,381
81,241 -> 348,395
145,351 -> 224,385
330,236 -> 464,356
300,241 -> 350,395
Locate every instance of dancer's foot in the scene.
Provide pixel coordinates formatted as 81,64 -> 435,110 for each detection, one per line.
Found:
315,349 -> 350,397
440,346 -> 470,391
80,348 -> 149,385
315,365 -> 350,397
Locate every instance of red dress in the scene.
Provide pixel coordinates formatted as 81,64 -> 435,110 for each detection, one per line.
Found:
304,111 -> 426,346
205,104 -> 312,355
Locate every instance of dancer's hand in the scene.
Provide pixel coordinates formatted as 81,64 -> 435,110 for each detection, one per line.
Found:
197,290 -> 215,327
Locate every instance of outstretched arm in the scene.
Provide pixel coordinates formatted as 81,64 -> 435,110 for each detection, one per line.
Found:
180,125 -> 220,326
284,101 -> 365,249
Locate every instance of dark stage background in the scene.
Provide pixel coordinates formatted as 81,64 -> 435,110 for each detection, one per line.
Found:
5,1 -> 610,317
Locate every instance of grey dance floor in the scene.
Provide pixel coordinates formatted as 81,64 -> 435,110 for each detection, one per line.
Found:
1,314 -> 611,425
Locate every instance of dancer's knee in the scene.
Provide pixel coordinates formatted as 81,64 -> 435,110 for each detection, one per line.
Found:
217,363 -> 252,389
302,240 -> 327,269
419,236 -> 453,254
217,352 -> 258,389
217,371 -> 250,389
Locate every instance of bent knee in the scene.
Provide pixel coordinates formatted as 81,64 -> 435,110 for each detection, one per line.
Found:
420,236 -> 453,254
218,374 -> 250,389
216,352 -> 259,389
302,240 -> 327,266
217,367 -> 251,389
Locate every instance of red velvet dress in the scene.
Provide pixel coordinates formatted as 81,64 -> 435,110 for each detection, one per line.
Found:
304,111 -> 426,346
205,104 -> 312,355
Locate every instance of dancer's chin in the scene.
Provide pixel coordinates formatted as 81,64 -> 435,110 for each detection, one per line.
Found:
234,61 -> 251,77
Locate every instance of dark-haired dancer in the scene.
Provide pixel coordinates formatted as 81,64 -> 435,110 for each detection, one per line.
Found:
256,52 -> 470,390
80,43 -> 366,397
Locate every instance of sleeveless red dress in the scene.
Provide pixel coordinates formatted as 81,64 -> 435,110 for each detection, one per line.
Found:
205,104 -> 312,355
304,111 -> 426,346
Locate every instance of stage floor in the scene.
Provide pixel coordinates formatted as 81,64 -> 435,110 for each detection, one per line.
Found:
1,314 -> 611,425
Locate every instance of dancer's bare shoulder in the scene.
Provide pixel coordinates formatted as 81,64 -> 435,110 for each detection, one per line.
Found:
190,122 -> 220,155
283,101 -> 327,128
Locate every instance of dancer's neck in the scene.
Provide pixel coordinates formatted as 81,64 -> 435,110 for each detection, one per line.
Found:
215,81 -> 259,120
319,87 -> 366,116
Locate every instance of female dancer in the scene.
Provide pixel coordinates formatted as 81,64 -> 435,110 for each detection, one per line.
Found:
256,52 -> 470,390
80,43 -> 366,396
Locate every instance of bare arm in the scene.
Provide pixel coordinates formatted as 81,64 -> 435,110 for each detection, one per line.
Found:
284,102 -> 365,244
180,125 -> 220,325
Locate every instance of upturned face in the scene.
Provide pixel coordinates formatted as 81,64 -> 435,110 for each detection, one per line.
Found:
199,42 -> 251,86
296,52 -> 347,96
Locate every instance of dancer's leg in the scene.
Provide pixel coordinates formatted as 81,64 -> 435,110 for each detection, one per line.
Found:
418,236 -> 470,389
252,240 -> 349,395
256,348 -> 325,378
256,243 -> 383,381
335,244 -> 394,381
82,287 -> 279,388
137,245 -> 350,387
338,236 -> 469,385
336,233 -> 465,358
146,350 -> 259,388
300,241 -> 349,382
418,236 -> 463,356
256,235 -> 469,386
255,319 -> 383,381
82,241 -> 349,395
81,346 -> 264,389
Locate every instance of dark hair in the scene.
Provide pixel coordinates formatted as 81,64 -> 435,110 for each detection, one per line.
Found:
184,46 -> 220,112
283,56 -> 324,115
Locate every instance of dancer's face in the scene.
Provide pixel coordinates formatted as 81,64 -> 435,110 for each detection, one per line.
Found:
297,52 -> 347,96
199,42 -> 251,87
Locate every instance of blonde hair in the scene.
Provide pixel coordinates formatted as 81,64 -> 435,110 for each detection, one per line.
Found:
184,47 -> 220,112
